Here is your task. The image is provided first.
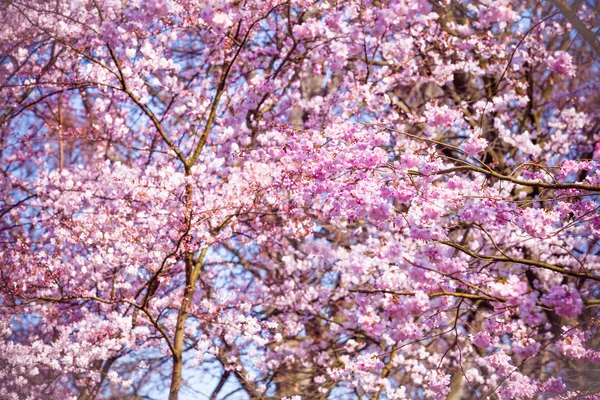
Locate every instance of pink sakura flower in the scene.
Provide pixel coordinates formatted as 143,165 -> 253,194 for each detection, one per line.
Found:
474,0 -> 519,29
549,51 -> 576,77
488,275 -> 528,305
354,353 -> 385,372
292,22 -> 315,39
462,133 -> 488,156
101,20 -> 119,44
16,47 -> 28,63
586,349 -> 600,365
400,150 -> 420,169
515,207 -> 559,238
324,12 -> 342,32
557,160 -> 595,179
521,168 -> 547,181
424,103 -> 462,128
541,285 -> 583,319
212,11 -> 233,29
201,6 -> 233,30
542,377 -> 566,394
497,373 -> 539,400
556,328 -> 588,360
427,372 -> 451,398
472,331 -> 493,348
397,322 -> 422,340
513,337 -> 541,358
486,351 -> 513,375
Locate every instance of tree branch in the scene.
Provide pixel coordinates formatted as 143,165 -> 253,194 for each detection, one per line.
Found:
548,0 -> 600,57
439,240 -> 600,282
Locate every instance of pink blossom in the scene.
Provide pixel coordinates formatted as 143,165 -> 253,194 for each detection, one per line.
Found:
515,208 -> 559,238
549,51 -> 576,77
474,0 -> 519,29
462,133 -> 488,156
586,349 -> 600,365
424,103 -> 462,128
541,285 -> 583,319
542,377 -> 566,394
513,338 -> 541,358
472,331 -> 493,348
0,1 -> 597,398
486,351 -> 513,375
557,328 -> 588,360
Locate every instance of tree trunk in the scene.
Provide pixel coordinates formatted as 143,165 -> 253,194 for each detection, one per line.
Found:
168,249 -> 207,400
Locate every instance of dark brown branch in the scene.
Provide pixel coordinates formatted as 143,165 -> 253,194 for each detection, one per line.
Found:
435,165 -> 600,192
349,288 -> 502,302
209,371 -> 231,400
439,240 -> 600,282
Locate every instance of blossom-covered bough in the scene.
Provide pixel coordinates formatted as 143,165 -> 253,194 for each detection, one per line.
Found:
0,0 -> 599,399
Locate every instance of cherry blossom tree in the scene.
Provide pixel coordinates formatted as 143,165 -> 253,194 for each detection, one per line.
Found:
0,0 -> 599,399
